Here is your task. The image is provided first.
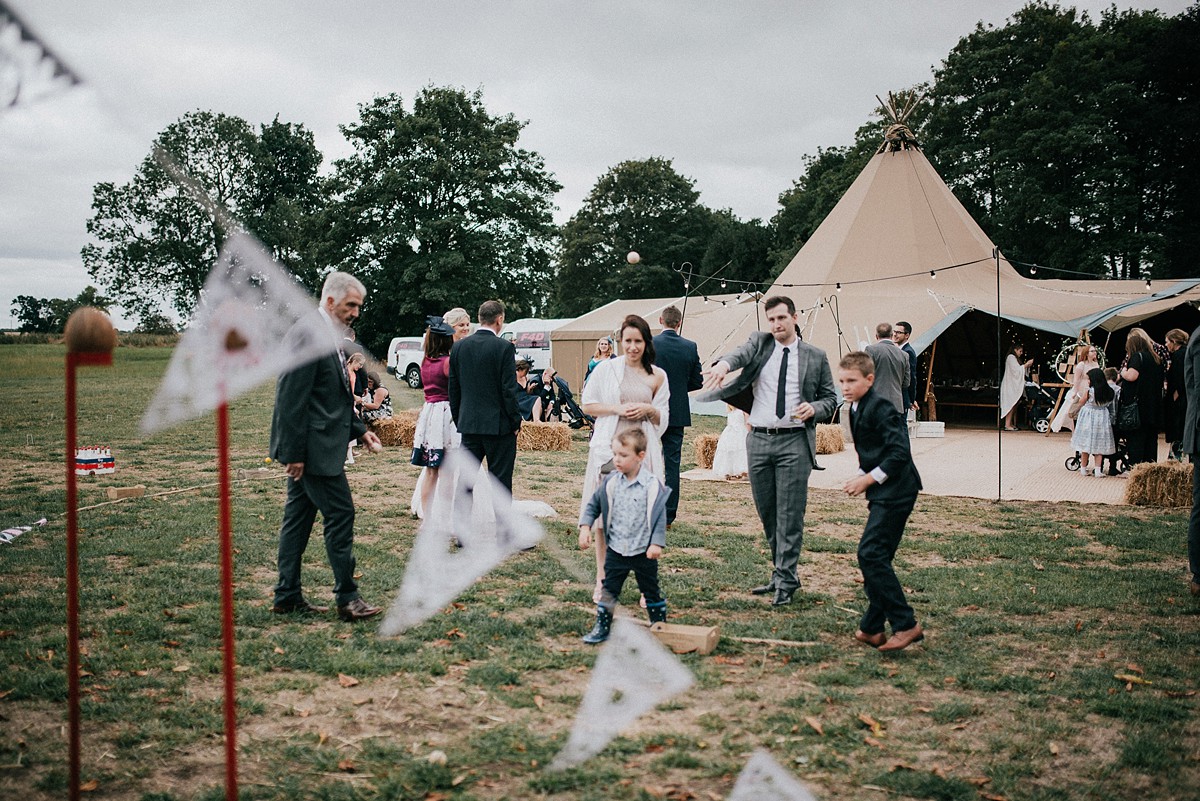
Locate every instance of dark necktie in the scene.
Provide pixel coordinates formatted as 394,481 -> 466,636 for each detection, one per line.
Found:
776,347 -> 790,419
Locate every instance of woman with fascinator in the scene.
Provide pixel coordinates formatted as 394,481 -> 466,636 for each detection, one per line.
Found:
411,309 -> 473,518
411,315 -> 460,515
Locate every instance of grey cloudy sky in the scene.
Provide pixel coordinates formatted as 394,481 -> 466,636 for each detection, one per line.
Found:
0,0 -> 1189,327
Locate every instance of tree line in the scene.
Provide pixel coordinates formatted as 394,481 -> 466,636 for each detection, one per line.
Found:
18,2 -> 1192,355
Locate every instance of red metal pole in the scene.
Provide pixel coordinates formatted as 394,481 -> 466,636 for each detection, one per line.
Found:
216,400 -> 239,801
64,350 -> 110,801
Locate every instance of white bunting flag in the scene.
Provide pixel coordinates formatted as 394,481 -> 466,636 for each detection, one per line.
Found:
378,448 -> 544,636
728,749 -> 819,801
141,231 -> 334,434
550,619 -> 694,770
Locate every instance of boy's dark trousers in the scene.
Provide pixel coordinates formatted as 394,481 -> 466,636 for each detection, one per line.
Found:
857,495 -> 917,635
599,548 -> 662,607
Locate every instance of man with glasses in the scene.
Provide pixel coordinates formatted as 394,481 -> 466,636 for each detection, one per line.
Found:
893,321 -> 919,416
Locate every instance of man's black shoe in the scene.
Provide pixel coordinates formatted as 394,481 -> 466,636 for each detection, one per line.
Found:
271,600 -> 329,615
771,588 -> 795,606
750,583 -> 776,596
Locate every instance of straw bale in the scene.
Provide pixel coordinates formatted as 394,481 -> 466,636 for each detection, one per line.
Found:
369,409 -> 419,447
815,423 -> 844,455
694,434 -> 719,470
1124,461 -> 1192,507
517,421 -> 572,451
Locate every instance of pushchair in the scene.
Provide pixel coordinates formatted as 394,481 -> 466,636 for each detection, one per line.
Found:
531,371 -> 593,430
1023,383 -> 1057,433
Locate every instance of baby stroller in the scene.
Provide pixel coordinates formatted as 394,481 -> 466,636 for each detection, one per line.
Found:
532,371 -> 593,430
1065,428 -> 1130,475
1024,383 -> 1057,433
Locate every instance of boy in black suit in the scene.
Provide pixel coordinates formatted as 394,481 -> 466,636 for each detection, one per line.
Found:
839,351 -> 924,652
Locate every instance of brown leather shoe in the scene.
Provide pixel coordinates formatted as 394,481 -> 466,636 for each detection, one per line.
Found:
337,598 -> 382,622
271,600 -> 329,615
879,624 -> 924,652
854,629 -> 887,648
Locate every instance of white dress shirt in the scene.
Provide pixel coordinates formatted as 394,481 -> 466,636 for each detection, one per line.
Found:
748,338 -> 804,429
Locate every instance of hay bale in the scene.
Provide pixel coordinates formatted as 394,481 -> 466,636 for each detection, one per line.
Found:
694,434 -> 719,470
517,421 -> 571,451
815,423 -> 844,455
369,409 -> 419,447
1124,461 -> 1192,507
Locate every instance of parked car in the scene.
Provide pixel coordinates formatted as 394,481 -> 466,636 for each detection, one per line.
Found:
386,337 -> 426,388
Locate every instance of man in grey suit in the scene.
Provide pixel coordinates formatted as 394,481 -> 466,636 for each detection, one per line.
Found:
864,322 -> 909,416
699,296 -> 838,606
1181,323 -> 1200,597
270,271 -> 382,623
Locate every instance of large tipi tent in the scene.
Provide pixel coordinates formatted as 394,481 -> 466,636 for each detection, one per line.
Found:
701,98 -> 1200,397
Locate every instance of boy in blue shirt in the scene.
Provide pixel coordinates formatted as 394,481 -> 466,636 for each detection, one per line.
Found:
578,428 -> 670,644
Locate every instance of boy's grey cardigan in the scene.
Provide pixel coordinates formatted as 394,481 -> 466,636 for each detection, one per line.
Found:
579,471 -> 671,552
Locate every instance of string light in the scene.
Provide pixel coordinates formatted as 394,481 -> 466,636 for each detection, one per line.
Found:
836,282 -> 842,292
703,296 -> 709,304
1146,278 -> 1152,289
720,280 -> 727,288
1029,265 -> 1037,276
930,270 -> 937,279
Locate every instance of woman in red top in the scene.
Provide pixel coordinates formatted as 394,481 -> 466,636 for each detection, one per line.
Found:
411,317 -> 458,514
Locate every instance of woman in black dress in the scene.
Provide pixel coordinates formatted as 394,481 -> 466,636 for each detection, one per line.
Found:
1120,330 -> 1163,466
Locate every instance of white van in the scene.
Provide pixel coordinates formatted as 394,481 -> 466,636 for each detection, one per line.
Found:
386,336 -> 426,388
501,318 -> 573,371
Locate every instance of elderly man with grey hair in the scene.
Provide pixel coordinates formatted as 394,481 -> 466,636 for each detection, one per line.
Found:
269,270 -> 383,623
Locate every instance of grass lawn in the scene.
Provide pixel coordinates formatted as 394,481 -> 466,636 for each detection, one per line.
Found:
0,341 -> 1197,801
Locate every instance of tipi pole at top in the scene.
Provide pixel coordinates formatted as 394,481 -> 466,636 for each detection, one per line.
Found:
62,308 -> 116,801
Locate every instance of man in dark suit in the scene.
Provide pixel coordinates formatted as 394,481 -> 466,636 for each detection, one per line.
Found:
839,351 -> 924,651
893,321 -> 919,415
653,305 -> 703,526
270,271 -> 382,623
448,299 -> 522,491
1181,324 -> 1200,598
699,296 -> 838,607
864,322 -> 909,416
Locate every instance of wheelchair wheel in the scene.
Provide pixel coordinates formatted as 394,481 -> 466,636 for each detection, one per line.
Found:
1034,418 -> 1051,433
1065,455 -> 1081,471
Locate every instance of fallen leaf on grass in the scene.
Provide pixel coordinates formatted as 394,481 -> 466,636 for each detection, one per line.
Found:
1165,690 -> 1197,698
318,731 -> 329,745
533,694 -> 544,710
80,779 -> 99,792
338,673 -> 360,688
0,689 -> 12,700
451,774 -> 466,786
965,776 -> 991,786
298,709 -> 311,717
0,630 -> 15,638
889,762 -> 916,771
1049,742 -> 1060,756
1125,663 -> 1144,674
804,716 -> 824,736
338,759 -> 356,772
353,698 -> 372,706
864,736 -> 885,748
858,713 -> 884,736
1113,673 -> 1151,685
273,646 -> 285,655
171,665 -> 190,673
981,794 -> 1008,801
445,628 -> 466,639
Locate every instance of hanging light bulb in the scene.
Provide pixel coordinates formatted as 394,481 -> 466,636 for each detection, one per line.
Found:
720,280 -> 727,288
836,282 -> 842,292
930,270 -> 937,279
703,296 -> 709,304
1145,278 -> 1152,290
1029,264 -> 1037,276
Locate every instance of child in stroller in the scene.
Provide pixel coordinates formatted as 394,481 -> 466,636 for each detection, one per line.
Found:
529,368 -> 594,430
1023,382 -> 1057,433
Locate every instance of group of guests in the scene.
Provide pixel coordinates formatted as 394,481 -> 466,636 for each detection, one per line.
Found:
1013,328 -> 1193,476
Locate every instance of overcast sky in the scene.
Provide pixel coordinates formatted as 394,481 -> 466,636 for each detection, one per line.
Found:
0,0 -> 1190,328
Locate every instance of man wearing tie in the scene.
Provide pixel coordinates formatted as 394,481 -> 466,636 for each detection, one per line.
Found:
700,296 -> 838,606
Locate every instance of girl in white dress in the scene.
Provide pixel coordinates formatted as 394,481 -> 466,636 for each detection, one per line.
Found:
1070,367 -> 1116,477
712,404 -> 748,478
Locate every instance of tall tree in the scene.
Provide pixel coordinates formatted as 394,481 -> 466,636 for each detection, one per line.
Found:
322,87 -> 561,353
923,2 -> 1198,279
552,157 -> 714,316
82,110 -> 325,318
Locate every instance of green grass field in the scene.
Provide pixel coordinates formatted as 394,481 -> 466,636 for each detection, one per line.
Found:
0,342 -> 1197,800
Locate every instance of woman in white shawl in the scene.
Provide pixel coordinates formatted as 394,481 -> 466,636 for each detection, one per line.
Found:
1050,343 -> 1100,433
1000,343 -> 1034,430
579,314 -> 670,601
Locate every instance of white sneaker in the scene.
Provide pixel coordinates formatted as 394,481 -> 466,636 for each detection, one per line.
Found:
1094,467 -> 1103,477
1082,467 -> 1093,476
